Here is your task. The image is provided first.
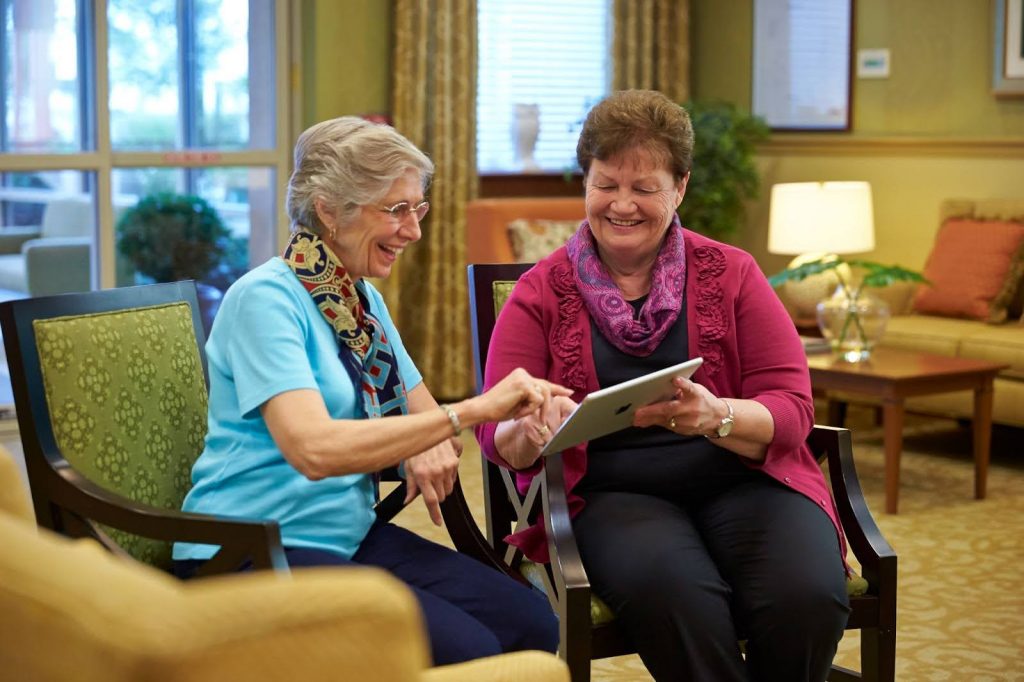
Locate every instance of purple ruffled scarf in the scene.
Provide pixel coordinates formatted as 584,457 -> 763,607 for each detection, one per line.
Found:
565,215 -> 687,357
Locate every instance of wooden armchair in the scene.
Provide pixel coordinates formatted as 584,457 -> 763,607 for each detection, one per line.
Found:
0,282 -> 288,576
0,281 -> 501,582
468,262 -> 898,682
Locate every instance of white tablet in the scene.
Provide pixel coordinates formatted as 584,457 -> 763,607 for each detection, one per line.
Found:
539,356 -> 704,457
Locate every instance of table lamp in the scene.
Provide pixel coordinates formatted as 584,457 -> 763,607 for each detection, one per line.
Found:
767,181 -> 875,320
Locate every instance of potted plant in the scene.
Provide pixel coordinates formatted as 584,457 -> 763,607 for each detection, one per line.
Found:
769,258 -> 928,361
116,192 -> 232,331
681,100 -> 770,242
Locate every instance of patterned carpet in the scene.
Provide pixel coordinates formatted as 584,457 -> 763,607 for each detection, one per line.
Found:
395,410 -> 1024,681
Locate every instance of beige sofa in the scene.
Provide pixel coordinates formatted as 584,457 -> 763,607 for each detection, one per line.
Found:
871,199 -> 1024,428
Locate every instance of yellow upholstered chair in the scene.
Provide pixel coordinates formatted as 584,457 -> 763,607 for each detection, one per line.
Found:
0,447 -> 569,682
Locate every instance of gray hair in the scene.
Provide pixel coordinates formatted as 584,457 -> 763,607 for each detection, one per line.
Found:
286,117 -> 434,235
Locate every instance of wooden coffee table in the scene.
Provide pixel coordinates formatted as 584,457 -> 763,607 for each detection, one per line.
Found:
806,347 -> 1007,513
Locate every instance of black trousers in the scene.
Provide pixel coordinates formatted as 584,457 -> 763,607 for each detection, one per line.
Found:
573,473 -> 850,681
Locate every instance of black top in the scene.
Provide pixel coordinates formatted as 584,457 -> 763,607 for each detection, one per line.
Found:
578,295 -> 755,500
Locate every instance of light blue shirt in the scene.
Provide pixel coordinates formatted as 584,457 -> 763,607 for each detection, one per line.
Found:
173,257 -> 422,561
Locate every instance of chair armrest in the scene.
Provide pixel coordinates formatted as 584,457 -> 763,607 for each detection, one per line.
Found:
541,453 -> 591,598
376,467 -> 520,582
22,237 -> 92,296
50,465 -> 287,574
440,476 -> 526,582
810,425 -> 897,593
423,651 -> 570,682
0,227 -> 41,254
541,451 -> 596,664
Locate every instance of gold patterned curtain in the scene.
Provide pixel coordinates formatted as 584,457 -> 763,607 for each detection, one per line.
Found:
612,0 -> 690,102
387,0 -> 476,400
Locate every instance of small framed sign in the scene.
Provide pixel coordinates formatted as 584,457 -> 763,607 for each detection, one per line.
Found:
856,49 -> 890,79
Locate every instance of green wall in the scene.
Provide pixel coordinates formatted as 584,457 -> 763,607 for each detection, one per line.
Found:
302,0 -> 392,126
302,1 -> 1024,271
303,1 -> 1024,136
690,1 -> 753,107
691,0 -> 1024,273
691,0 -> 1024,135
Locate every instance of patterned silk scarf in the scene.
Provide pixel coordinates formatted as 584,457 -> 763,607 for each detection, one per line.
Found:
282,229 -> 408,419
565,215 -> 687,357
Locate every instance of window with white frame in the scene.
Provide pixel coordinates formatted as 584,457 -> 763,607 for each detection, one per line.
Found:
0,0 -> 294,297
476,0 -> 611,174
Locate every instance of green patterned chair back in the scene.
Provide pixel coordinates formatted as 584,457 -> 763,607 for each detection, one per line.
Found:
492,280 -> 517,318
33,302 -> 208,569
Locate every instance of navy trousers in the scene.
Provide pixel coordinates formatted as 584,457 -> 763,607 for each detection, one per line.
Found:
175,522 -> 559,666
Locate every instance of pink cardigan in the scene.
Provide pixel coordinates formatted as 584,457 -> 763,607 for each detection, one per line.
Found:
475,229 -> 846,564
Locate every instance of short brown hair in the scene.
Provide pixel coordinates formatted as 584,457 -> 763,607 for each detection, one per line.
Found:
576,90 -> 694,181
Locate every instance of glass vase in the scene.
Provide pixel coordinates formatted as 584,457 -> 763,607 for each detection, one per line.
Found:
815,286 -> 891,362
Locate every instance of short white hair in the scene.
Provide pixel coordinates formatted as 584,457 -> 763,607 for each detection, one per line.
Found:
286,117 -> 434,235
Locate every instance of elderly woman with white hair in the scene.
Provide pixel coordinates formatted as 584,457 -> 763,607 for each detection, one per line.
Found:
173,117 -> 564,665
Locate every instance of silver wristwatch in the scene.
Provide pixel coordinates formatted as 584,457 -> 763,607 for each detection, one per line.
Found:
706,399 -> 734,439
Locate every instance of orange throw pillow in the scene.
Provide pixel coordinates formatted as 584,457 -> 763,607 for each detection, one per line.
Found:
913,219 -> 1024,323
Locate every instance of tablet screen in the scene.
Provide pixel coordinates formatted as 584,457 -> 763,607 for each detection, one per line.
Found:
539,356 -> 704,457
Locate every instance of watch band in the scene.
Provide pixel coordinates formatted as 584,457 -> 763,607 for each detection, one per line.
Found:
705,398 -> 734,439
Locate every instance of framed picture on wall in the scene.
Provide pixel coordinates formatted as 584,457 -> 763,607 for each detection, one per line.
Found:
751,0 -> 853,131
994,0 -> 1024,96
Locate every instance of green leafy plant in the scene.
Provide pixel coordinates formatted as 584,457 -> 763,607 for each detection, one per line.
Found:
116,192 -> 231,283
769,257 -> 928,352
681,100 -> 770,241
768,258 -> 928,292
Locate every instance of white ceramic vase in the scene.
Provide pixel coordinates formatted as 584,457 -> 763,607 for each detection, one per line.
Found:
512,103 -> 540,172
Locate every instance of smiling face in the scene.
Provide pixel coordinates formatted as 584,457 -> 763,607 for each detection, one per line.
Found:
317,168 -> 424,280
584,147 -> 688,272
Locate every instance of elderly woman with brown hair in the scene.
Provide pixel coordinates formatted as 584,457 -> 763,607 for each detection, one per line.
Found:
173,117 -> 565,666
476,90 -> 850,681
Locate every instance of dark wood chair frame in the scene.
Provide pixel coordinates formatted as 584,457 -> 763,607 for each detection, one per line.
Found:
468,263 -> 897,682
0,281 -> 510,582
0,282 -> 289,577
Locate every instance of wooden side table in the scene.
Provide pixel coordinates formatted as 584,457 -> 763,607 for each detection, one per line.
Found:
806,348 -> 1007,513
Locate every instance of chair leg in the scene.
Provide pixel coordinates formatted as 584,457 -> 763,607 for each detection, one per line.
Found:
560,617 -> 592,682
860,625 -> 896,682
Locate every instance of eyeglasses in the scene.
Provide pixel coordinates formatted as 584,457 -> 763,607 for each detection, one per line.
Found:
377,200 -> 430,223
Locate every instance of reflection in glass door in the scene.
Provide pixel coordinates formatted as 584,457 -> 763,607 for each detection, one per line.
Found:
0,0 -> 293,297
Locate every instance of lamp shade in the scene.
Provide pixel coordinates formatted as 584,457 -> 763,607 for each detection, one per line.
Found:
767,181 -> 875,255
